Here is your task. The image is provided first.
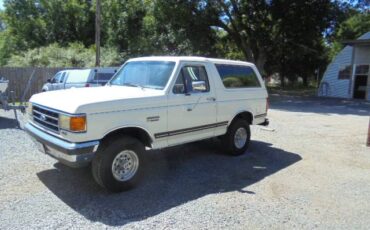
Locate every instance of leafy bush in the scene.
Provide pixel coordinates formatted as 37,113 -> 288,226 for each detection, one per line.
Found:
5,43 -> 124,67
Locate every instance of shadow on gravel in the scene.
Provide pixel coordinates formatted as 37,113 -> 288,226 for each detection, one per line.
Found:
270,94 -> 370,116
37,140 -> 301,226
0,116 -> 19,129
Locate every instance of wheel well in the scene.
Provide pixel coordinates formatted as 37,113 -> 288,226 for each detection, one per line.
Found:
102,127 -> 152,147
232,111 -> 253,125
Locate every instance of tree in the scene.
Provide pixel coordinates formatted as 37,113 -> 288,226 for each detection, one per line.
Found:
269,0 -> 334,87
328,12 -> 370,60
0,30 -> 18,66
0,0 -> 364,88
151,0 -> 218,56
100,0 -> 146,55
153,0 -> 332,87
211,0 -> 273,73
41,0 -> 95,46
2,0 -> 47,49
2,0 -> 94,49
6,42 -> 122,67
336,13 -> 370,39
152,0 -> 273,73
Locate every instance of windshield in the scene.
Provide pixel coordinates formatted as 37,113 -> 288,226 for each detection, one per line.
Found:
110,61 -> 176,90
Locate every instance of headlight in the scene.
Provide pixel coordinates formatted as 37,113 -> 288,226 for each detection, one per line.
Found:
59,114 -> 87,132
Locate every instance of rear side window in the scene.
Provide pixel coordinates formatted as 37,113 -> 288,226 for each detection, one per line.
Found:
66,70 -> 91,83
215,64 -> 261,88
93,73 -> 115,81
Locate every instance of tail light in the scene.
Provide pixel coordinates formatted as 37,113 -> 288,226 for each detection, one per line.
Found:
266,96 -> 269,113
85,83 -> 90,87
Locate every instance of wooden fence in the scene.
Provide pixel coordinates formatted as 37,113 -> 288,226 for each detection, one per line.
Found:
0,67 -> 72,101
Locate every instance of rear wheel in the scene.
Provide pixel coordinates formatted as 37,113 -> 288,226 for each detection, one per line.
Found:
92,136 -> 145,192
222,119 -> 251,156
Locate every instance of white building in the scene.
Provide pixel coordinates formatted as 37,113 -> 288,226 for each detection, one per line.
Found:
319,32 -> 370,100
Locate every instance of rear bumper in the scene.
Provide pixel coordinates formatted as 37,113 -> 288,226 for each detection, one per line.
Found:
25,123 -> 99,168
258,118 -> 269,126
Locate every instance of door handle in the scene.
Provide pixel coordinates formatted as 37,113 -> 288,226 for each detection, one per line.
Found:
206,97 -> 216,101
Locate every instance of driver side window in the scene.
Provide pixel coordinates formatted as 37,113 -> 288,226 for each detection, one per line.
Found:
52,73 -> 62,83
173,65 -> 209,94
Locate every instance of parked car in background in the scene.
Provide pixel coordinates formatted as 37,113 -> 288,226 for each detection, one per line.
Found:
41,68 -> 117,92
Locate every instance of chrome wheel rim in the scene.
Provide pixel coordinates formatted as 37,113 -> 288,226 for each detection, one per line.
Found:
234,127 -> 247,149
111,150 -> 139,182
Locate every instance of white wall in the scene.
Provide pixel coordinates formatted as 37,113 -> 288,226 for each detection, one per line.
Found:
355,46 -> 370,64
318,46 -> 352,98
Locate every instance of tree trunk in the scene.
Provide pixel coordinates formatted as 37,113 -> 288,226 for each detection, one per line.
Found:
280,72 -> 285,88
255,50 -> 266,76
302,75 -> 308,87
280,60 -> 285,88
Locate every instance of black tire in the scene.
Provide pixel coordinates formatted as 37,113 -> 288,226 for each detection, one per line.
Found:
92,136 -> 145,192
221,119 -> 251,156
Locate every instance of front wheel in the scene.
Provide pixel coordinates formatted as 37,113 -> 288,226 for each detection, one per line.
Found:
221,119 -> 251,156
92,136 -> 145,192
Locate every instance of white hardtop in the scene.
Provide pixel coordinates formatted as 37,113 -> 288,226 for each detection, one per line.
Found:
57,67 -> 116,75
128,56 -> 255,67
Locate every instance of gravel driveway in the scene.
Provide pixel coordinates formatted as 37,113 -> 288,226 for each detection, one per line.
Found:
0,95 -> 369,229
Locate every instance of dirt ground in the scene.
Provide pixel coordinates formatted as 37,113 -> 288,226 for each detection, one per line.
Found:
0,95 -> 369,229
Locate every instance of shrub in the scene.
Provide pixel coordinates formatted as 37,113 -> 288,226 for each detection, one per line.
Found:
5,43 -> 124,67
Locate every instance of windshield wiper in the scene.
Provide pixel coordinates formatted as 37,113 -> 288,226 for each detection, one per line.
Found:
143,85 -> 163,90
123,82 -> 144,89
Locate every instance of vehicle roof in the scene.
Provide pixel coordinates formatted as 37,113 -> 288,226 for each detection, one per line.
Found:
57,67 -> 117,74
128,56 -> 255,66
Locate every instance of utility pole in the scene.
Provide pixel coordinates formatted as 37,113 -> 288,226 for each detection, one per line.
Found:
95,0 -> 101,67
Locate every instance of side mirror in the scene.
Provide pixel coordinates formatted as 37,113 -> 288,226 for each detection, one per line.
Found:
47,78 -> 51,83
192,81 -> 207,92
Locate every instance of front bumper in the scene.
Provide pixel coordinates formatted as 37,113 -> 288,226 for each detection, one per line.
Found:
25,123 -> 99,168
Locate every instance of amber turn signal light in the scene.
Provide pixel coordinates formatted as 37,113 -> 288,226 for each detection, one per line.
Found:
70,116 -> 86,132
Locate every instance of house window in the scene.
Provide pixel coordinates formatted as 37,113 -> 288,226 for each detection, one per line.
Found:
355,65 -> 369,75
338,65 -> 352,80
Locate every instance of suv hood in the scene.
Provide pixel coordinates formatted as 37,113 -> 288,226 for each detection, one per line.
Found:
30,86 -> 165,114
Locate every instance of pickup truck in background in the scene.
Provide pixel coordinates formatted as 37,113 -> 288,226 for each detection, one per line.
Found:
25,56 -> 269,192
41,68 -> 117,92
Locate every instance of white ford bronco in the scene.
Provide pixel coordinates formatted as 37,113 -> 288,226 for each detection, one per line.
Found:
25,56 -> 269,192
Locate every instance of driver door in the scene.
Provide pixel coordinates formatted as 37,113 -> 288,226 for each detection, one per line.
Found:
166,62 -> 217,146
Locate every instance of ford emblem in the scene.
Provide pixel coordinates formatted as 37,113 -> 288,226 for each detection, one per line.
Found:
40,114 -> 47,121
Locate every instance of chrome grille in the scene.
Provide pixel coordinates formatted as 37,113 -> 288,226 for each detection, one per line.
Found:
32,105 -> 59,132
